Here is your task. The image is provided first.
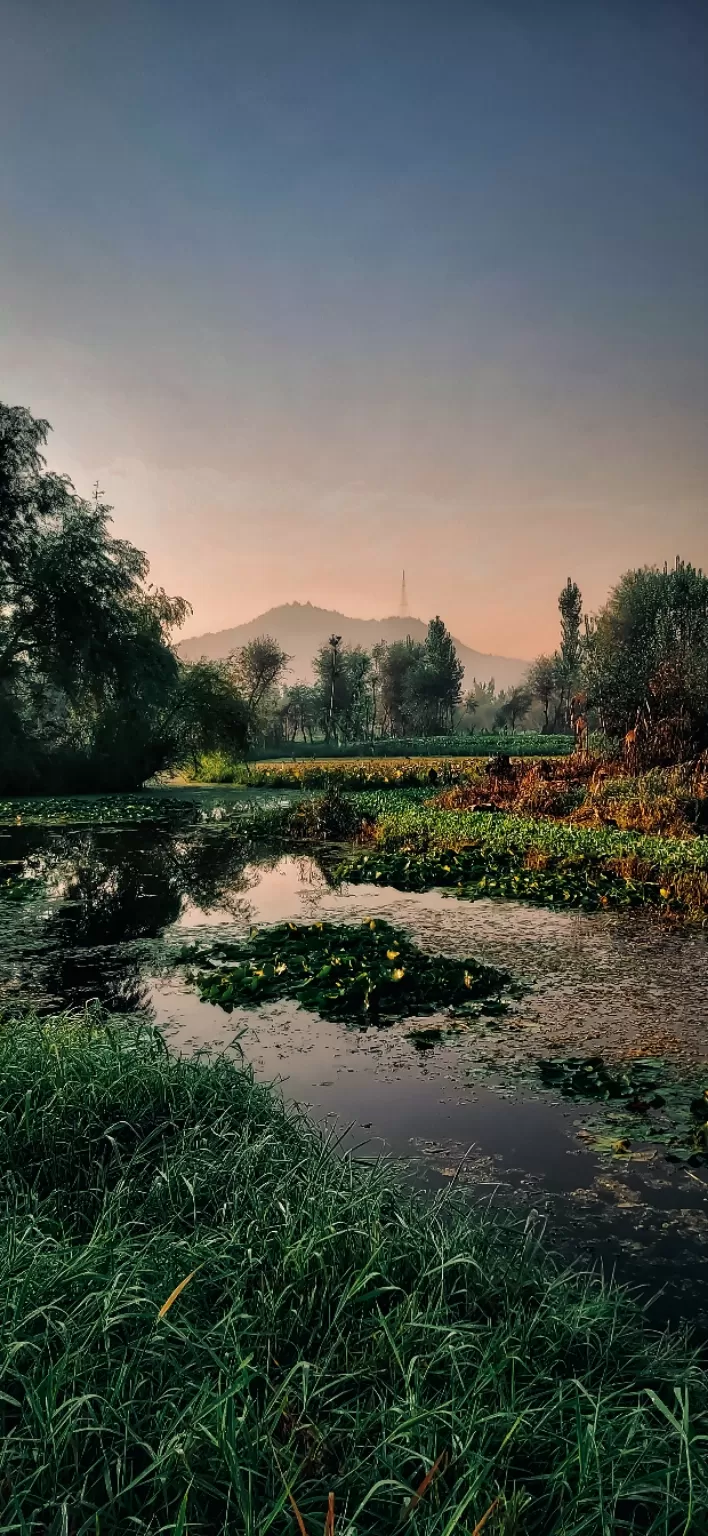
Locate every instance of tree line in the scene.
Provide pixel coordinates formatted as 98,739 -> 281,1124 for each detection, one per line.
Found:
196,560 -> 708,764
2,400 -> 707,792
523,567 -> 708,761
262,619 -> 466,747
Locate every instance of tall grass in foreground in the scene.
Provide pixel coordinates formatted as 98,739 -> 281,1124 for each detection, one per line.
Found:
0,1011 -> 706,1534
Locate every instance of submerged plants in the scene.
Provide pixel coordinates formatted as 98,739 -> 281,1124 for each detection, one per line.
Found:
179,917 -> 512,1024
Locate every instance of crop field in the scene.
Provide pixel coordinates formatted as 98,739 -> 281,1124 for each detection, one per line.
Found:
230,732 -> 575,762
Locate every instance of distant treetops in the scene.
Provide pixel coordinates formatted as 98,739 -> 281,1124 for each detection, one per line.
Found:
2,398 -> 706,792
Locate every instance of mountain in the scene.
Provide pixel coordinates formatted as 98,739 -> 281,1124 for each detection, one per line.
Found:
177,602 -> 528,690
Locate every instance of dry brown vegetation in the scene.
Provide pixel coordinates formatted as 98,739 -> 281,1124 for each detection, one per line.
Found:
432,754 -> 708,837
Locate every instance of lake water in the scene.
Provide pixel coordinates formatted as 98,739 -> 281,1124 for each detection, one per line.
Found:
2,790 -> 707,1328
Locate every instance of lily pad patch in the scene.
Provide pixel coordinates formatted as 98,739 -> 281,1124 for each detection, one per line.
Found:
335,848 -> 660,913
178,918 -> 512,1026
538,1054 -> 708,1164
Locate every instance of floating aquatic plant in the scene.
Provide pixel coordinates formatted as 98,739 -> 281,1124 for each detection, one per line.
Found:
539,1054 -> 708,1163
334,845 -> 657,912
179,917 -> 512,1025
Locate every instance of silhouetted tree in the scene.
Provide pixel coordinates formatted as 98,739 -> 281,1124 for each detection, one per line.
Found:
554,578 -> 583,726
172,660 -> 250,773
379,639 -> 425,736
584,559 -> 708,756
415,616 -> 464,733
527,654 -> 560,732
0,399 -> 196,791
313,640 -> 372,743
494,685 -> 532,731
232,635 -> 290,712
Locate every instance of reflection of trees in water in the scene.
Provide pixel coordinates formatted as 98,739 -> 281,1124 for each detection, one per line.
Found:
291,851 -> 338,919
1,822 -> 260,1011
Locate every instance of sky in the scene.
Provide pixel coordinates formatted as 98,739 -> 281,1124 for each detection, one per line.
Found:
1,0 -> 707,658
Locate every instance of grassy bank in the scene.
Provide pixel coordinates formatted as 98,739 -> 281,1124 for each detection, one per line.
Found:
188,756 -> 708,839
339,802 -> 708,915
0,1010 -> 706,1533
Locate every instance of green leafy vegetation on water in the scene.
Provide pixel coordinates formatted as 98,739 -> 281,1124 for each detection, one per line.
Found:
0,873 -> 43,902
179,917 -> 511,1024
337,803 -> 708,915
0,792 -> 298,836
0,794 -> 199,827
539,1055 -> 708,1164
4,788 -> 708,916
362,803 -> 708,874
336,844 -> 657,911
0,1009 -> 705,1534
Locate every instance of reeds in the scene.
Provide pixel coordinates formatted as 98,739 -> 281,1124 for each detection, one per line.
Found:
0,1008 -> 705,1532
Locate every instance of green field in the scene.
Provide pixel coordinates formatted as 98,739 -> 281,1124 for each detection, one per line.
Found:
244,732 -> 575,759
193,733 -> 574,782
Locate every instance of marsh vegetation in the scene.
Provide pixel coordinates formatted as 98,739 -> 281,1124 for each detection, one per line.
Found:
3,1011 -> 707,1534
2,781 -> 708,1527
4,399 -> 708,1529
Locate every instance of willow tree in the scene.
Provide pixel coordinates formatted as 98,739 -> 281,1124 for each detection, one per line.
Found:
0,401 -> 189,790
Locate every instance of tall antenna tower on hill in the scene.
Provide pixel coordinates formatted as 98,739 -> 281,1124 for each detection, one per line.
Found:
399,569 -> 409,619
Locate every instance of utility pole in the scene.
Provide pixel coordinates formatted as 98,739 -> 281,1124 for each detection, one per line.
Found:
328,634 -> 342,742
399,570 -> 409,619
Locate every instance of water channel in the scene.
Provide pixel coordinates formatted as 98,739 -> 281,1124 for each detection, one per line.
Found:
2,788 -> 707,1329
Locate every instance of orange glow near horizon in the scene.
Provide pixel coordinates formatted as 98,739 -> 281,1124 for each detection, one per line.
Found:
2,1 -> 706,658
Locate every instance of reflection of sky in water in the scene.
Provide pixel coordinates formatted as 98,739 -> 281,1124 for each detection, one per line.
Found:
3,822 -> 708,1328
174,853 -> 708,1066
155,853 -> 708,1328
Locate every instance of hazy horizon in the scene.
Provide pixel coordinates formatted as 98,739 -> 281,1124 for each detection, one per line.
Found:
2,0 -> 707,657
179,597 -> 529,659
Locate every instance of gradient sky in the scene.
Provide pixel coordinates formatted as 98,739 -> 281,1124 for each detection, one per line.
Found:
1,0 -> 707,656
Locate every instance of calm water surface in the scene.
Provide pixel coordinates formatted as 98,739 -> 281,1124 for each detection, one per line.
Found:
2,791 -> 707,1326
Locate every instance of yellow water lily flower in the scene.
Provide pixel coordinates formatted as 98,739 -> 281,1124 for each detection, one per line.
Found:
386,949 -> 399,961
391,967 -> 405,981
